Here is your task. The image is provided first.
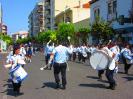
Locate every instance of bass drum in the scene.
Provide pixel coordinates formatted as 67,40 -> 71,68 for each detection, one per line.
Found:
89,51 -> 110,70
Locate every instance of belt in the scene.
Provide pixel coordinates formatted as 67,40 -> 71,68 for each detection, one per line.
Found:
54,62 -> 66,65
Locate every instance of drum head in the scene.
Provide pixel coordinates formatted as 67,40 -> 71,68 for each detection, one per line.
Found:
90,51 -> 109,70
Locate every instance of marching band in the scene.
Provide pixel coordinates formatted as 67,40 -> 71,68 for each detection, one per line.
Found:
3,40 -> 133,96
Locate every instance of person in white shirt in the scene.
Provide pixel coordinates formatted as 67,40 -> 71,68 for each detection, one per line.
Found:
20,44 -> 26,67
81,44 -> 87,63
72,45 -> 77,61
122,44 -> 133,74
44,40 -> 54,69
5,44 -> 27,95
48,42 -> 73,89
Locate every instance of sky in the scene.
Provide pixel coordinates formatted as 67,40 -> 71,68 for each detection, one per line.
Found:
0,0 -> 38,35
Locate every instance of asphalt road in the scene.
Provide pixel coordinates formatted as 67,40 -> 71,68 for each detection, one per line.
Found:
0,52 -> 133,99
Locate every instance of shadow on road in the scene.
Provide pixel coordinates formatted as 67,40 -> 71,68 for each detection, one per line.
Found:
86,76 -> 108,83
36,82 -> 56,90
1,79 -> 24,97
43,82 -> 56,89
86,76 -> 99,80
122,76 -> 133,81
79,83 -> 107,89
118,71 -> 125,74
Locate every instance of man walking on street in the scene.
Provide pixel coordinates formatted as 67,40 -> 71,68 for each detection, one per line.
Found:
48,42 -> 72,90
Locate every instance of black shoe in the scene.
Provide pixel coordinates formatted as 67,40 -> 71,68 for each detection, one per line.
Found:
106,85 -> 112,89
125,71 -> 128,74
106,84 -> 116,90
61,85 -> 66,90
44,67 -> 48,70
111,84 -> 116,90
98,76 -> 102,80
55,84 -> 60,89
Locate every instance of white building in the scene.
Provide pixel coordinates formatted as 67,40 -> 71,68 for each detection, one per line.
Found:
90,0 -> 133,44
12,31 -> 29,41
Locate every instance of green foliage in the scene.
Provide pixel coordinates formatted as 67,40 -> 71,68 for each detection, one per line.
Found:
78,27 -> 91,44
57,23 -> 75,43
37,30 -> 57,44
0,34 -> 13,45
16,37 -> 32,44
91,17 -> 114,40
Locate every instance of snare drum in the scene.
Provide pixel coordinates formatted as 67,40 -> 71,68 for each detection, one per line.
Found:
9,64 -> 28,82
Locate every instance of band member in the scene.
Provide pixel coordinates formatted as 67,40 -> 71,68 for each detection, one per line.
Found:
97,44 -> 106,80
44,40 -> 54,69
122,44 -> 133,74
20,44 -> 26,67
27,46 -> 32,63
68,44 -> 73,61
103,44 -> 119,90
5,44 -> 26,95
77,46 -> 82,62
72,45 -> 77,61
48,42 -> 73,89
81,44 -> 87,63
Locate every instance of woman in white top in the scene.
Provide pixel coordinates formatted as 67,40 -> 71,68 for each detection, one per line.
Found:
5,44 -> 26,95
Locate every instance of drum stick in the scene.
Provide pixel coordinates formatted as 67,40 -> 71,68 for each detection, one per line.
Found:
107,40 -> 112,45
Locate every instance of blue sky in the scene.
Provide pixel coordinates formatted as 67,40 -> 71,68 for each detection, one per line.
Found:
0,0 -> 38,35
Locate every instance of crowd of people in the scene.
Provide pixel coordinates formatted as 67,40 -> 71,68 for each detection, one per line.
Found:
4,40 -> 133,96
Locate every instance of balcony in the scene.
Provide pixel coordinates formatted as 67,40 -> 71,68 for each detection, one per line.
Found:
37,5 -> 43,13
45,5 -> 50,10
45,2 -> 50,6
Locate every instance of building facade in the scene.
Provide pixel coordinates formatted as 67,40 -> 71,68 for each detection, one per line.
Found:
28,1 -> 45,37
44,0 -> 55,30
12,31 -> 28,41
90,0 -> 133,44
2,24 -> 7,35
55,2 -> 90,31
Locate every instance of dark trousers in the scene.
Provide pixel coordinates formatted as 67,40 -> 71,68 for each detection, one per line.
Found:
98,70 -> 104,78
78,52 -> 82,62
69,54 -> 72,61
73,52 -> 76,61
124,63 -> 132,74
106,69 -> 115,87
12,81 -> 21,92
87,52 -> 91,59
82,55 -> 86,63
53,62 -> 67,86
45,54 -> 50,65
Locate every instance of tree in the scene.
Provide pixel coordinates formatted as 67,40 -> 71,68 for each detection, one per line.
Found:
0,34 -> 13,45
78,27 -> 91,44
37,30 -> 57,44
57,23 -> 75,44
91,17 -> 114,43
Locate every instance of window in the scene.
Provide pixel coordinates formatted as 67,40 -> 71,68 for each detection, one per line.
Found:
108,3 -> 112,14
107,0 -> 117,21
94,8 -> 100,19
113,1 -> 117,13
